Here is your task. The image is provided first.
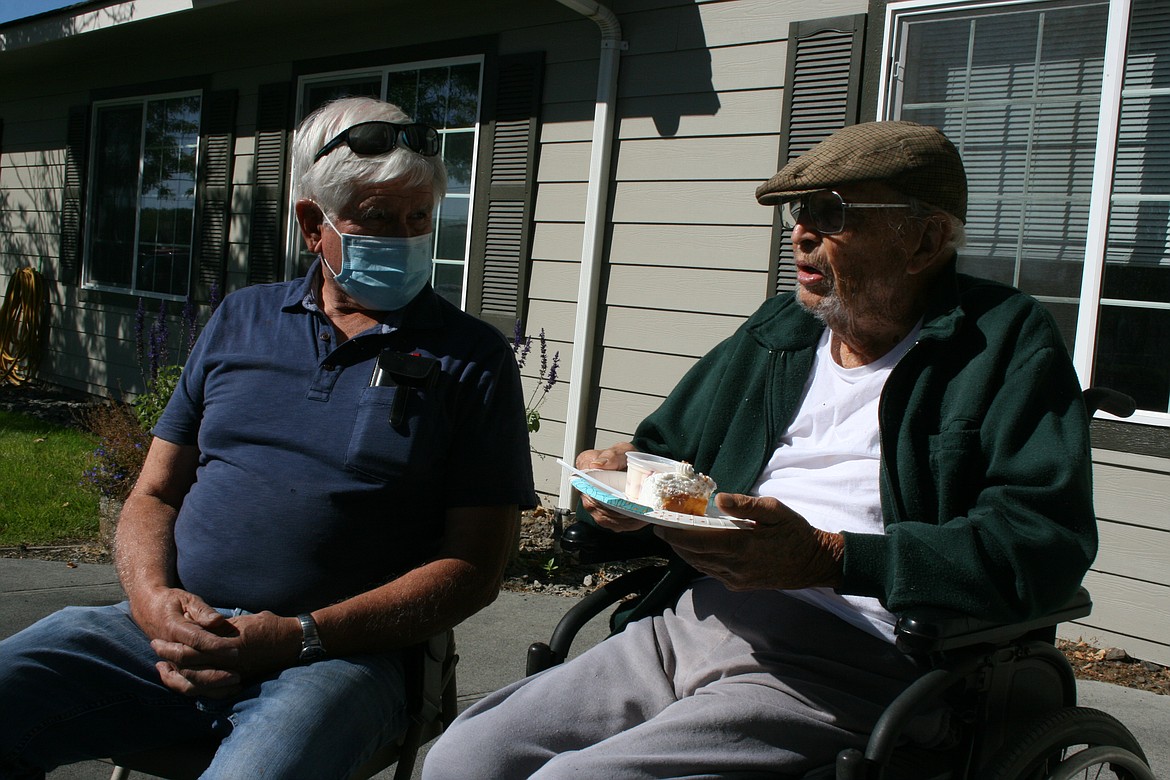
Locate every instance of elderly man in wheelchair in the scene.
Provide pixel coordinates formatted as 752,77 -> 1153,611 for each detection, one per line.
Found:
422,121 -> 1155,780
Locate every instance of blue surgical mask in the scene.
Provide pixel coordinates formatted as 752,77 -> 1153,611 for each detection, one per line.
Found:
319,210 -> 434,311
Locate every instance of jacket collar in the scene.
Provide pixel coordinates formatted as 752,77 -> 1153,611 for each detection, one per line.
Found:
915,260 -> 966,344
746,294 -> 824,351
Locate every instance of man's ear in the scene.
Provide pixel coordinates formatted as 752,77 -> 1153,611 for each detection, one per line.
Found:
294,199 -> 325,254
906,214 -> 954,276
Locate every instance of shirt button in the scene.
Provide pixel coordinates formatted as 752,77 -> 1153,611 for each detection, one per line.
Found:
319,332 -> 331,341
323,364 -> 335,371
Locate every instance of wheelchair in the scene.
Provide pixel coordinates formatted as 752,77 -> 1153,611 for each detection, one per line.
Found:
528,388 -> 1155,780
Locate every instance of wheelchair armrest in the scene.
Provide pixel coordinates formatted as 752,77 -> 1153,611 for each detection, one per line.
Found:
1083,386 -> 1136,418
527,564 -> 668,675
560,519 -> 670,564
895,586 -> 1092,654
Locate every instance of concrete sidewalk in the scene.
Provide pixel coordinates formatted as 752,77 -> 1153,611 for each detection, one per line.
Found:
2,558 -> 1166,779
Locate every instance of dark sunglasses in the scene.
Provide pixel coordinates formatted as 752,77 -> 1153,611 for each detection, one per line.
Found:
780,190 -> 910,235
313,121 -> 441,164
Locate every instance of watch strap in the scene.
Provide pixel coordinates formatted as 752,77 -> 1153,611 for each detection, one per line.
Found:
297,613 -> 326,662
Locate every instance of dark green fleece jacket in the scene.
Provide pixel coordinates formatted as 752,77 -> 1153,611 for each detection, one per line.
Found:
632,266 -> 1096,621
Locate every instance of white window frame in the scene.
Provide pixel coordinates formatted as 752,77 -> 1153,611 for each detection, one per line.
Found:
83,89 -> 202,302
287,55 -> 485,311
879,0 -> 1167,427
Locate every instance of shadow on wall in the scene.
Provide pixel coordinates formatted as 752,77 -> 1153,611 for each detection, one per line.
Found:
0,153 -> 64,278
610,1 -> 721,137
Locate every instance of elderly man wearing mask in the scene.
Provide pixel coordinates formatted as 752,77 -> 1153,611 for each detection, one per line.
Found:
0,96 -> 536,778
422,121 -> 1095,779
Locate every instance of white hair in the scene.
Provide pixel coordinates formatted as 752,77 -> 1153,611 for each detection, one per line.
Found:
904,196 -> 967,253
292,96 -> 447,216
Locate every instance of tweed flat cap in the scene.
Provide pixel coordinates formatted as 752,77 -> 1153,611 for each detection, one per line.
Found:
755,121 -> 967,222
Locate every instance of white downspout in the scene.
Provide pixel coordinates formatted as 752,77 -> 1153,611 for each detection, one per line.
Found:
552,0 -> 625,507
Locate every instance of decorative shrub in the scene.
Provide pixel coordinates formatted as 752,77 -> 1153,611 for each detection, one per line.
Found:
80,402 -> 150,501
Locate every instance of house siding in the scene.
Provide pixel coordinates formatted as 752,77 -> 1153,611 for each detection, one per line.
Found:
522,0 -> 816,497
1061,450 -> 1170,665
1,0 -> 1168,667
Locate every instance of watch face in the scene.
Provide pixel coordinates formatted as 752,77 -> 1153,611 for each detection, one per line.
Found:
300,645 -> 326,662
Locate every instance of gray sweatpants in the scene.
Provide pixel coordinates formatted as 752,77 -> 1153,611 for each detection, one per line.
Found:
423,578 -> 940,779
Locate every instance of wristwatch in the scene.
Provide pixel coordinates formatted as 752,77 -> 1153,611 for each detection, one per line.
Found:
297,613 -> 327,662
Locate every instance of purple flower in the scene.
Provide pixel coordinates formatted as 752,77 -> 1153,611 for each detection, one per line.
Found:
538,328 -> 548,377
544,351 -> 560,393
134,299 -> 146,368
149,301 -> 170,382
181,296 -> 197,359
517,335 -> 532,369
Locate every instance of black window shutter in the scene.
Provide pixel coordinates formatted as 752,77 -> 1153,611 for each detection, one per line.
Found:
61,105 -> 90,287
467,51 -> 544,334
193,90 -> 237,302
249,83 -> 291,286
768,14 -> 867,295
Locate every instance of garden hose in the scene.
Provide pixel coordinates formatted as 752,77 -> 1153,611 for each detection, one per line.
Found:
0,266 -> 47,386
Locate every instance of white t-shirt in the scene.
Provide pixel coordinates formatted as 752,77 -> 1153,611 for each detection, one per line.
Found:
751,324 -> 920,642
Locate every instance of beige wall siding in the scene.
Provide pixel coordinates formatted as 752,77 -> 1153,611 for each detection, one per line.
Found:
608,222 -> 773,270
519,0 -> 819,498
0,97 -> 121,397
0,81 -> 258,398
1060,449 -> 1170,667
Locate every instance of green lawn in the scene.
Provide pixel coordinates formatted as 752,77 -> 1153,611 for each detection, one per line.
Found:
0,410 -> 101,546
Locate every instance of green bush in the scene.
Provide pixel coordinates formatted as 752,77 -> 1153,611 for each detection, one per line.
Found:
133,364 -> 182,431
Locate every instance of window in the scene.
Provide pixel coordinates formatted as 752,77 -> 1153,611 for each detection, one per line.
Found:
292,58 -> 483,309
880,0 -> 1170,424
84,92 -> 202,299
1092,0 -> 1170,421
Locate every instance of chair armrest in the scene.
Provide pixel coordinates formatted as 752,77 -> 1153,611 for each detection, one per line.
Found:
895,586 -> 1092,654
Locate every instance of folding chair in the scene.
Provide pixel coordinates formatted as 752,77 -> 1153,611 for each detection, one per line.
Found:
108,630 -> 457,780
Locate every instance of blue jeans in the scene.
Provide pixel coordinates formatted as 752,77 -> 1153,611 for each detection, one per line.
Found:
0,602 -> 407,779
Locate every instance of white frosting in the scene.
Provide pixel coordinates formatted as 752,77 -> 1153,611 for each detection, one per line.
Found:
638,462 -> 715,508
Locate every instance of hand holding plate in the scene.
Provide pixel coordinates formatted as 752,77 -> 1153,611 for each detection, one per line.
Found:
654,493 -> 844,591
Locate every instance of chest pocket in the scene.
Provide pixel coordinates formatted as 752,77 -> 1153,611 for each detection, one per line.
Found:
928,427 -> 985,521
345,383 -> 449,481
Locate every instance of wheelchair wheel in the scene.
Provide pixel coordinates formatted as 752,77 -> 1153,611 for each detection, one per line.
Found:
1047,745 -> 1155,780
984,706 -> 1153,780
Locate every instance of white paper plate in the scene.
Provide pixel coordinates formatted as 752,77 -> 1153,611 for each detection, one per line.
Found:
558,460 -> 743,531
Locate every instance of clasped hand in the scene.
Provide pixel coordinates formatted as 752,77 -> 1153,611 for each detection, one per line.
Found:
130,588 -> 298,699
576,447 -> 844,591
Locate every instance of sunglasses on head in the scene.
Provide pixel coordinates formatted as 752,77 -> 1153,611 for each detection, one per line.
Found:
312,121 -> 441,164
780,190 -> 911,235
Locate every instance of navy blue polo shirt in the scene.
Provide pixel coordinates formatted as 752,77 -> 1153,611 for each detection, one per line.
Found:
153,262 -> 537,615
